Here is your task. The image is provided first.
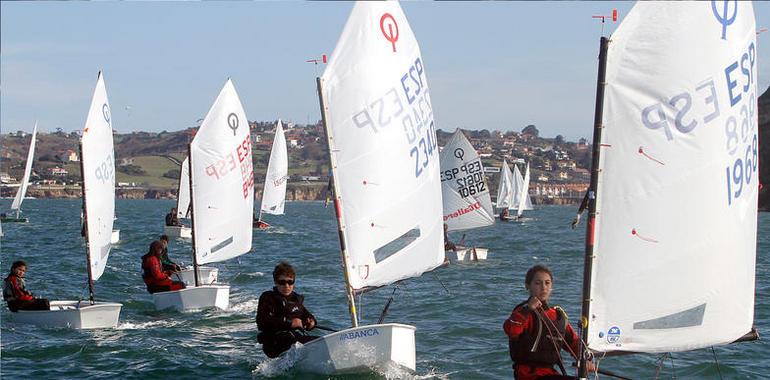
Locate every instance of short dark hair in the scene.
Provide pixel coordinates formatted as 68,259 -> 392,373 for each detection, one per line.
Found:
273,261 -> 296,282
525,264 -> 553,286
11,260 -> 27,272
159,235 -> 169,242
148,240 -> 165,255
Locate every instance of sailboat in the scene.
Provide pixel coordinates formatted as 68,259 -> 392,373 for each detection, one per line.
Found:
512,162 -> 532,220
151,79 -> 254,311
440,129 -> 494,262
575,2 -> 758,378
254,119 -> 288,229
495,160 -> 514,220
165,156 -> 193,239
11,72 -> 122,329
280,1 -> 445,374
2,124 -> 37,223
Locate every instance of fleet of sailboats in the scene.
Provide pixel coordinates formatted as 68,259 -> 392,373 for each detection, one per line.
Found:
254,119 -> 288,229
1,1 -> 762,377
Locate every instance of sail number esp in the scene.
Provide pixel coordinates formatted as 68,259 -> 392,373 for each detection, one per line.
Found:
441,159 -> 485,197
204,135 -> 254,199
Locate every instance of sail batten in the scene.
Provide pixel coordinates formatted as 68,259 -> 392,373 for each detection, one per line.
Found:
585,2 -> 758,354
190,79 -> 254,265
321,1 -> 444,291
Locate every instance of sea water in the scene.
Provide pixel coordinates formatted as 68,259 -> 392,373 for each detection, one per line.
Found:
1,199 -> 767,379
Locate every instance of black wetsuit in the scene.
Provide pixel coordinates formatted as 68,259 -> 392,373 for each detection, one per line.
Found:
256,288 -> 318,358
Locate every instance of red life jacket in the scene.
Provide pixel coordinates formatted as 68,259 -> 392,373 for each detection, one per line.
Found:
507,300 -> 572,366
3,275 -> 34,302
141,254 -> 171,287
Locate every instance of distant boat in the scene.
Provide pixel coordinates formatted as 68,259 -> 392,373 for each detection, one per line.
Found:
574,2 -> 758,376
165,156 -> 193,239
1,123 -> 37,223
495,160 -> 514,220
151,79 -> 254,312
254,119 -> 288,229
288,1 -> 445,374
513,162 -> 532,220
11,71 -> 122,329
440,129 -> 494,262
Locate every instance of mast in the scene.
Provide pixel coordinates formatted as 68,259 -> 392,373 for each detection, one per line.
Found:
79,141 -> 96,304
188,143 -> 200,287
578,36 -> 609,379
316,76 -> 358,327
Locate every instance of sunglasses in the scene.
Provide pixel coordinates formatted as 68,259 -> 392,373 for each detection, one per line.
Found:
276,279 -> 295,286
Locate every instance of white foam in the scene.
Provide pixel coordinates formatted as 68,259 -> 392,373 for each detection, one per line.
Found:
252,343 -> 304,377
116,319 -> 180,330
227,298 -> 259,314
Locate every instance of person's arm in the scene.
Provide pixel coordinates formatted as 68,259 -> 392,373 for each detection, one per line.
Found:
256,293 -> 291,331
149,257 -> 168,280
300,303 -> 316,330
503,307 -> 530,341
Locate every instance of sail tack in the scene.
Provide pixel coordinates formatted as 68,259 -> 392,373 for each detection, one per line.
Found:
81,72 -> 115,281
440,130 -> 495,231
587,2 -> 757,353
190,79 -> 254,265
260,120 -> 288,215
321,1 -> 444,291
11,123 -> 37,212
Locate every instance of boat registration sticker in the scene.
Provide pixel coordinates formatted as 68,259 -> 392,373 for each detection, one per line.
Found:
606,326 -> 621,344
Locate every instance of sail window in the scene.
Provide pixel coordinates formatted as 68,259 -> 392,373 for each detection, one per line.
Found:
633,303 -> 706,329
373,227 -> 421,263
211,236 -> 234,254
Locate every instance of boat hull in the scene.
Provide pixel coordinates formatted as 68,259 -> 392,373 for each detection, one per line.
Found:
10,300 -> 122,329
1,217 -> 28,223
110,229 -> 120,244
293,323 -> 416,375
445,247 -> 488,262
164,225 -> 192,239
152,284 -> 229,311
175,266 -> 218,286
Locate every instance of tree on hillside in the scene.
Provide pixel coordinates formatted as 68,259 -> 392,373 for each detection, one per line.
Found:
555,135 -> 565,146
522,125 -> 539,137
118,164 -> 147,176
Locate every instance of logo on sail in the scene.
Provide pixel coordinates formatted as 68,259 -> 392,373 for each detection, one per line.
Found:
711,0 -> 737,40
227,113 -> 239,136
606,326 -> 622,344
102,104 -> 111,124
443,201 -> 481,221
380,13 -> 399,52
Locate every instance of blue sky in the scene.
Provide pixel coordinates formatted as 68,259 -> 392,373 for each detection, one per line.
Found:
2,1 -> 769,142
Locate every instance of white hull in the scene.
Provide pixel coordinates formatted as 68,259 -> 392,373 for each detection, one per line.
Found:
445,247 -> 488,262
293,323 -> 416,375
110,229 -> 120,244
175,266 -> 218,286
152,284 -> 229,311
10,300 -> 122,329
163,225 -> 192,239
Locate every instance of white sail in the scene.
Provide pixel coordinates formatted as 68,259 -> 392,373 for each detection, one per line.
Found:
176,157 -> 190,219
11,123 -> 37,212
260,119 -> 288,216
190,79 -> 254,265
587,2 -> 757,353
515,163 -> 532,217
496,160 -> 514,210
81,72 -> 115,281
321,1 -> 444,291
440,129 -> 495,231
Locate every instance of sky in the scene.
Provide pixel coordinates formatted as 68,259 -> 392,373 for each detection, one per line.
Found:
2,1 -> 770,142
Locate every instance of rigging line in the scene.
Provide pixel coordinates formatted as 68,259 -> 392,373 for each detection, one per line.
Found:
653,353 -> 668,380
534,305 -> 580,360
432,272 -> 451,295
532,306 -> 569,376
711,347 -> 723,380
669,352 -> 677,380
377,283 -> 400,324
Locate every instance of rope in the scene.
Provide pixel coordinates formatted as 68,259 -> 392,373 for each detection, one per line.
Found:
432,272 -> 451,295
711,347 -> 723,380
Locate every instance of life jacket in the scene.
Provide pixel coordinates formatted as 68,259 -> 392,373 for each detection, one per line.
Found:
509,300 -> 569,366
3,275 -> 32,302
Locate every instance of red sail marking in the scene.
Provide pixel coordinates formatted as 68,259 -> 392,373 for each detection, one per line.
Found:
638,147 -> 665,165
631,228 -> 658,243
